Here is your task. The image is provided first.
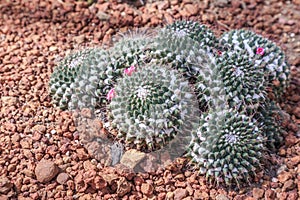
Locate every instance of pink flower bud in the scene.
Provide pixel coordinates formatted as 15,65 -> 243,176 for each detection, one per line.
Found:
107,88 -> 115,101
124,65 -> 136,76
256,47 -> 265,55
217,50 -> 222,56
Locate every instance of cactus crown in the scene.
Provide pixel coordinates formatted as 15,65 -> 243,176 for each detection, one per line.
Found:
109,65 -> 199,151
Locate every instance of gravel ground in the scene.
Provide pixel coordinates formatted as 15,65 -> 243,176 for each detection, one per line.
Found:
0,0 -> 300,199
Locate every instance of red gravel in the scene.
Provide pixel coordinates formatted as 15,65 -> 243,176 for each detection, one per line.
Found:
0,0 -> 299,199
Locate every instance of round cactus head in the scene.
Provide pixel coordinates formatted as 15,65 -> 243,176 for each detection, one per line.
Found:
196,49 -> 267,113
165,20 -> 218,51
188,109 -> 265,187
109,64 -> 200,153
219,29 -> 290,98
49,48 -> 102,110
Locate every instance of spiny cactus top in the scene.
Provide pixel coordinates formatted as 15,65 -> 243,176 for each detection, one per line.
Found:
49,48 -> 102,110
196,50 -> 267,113
188,109 -> 265,187
219,29 -> 290,98
254,101 -> 284,151
109,65 -> 199,151
165,20 -> 218,52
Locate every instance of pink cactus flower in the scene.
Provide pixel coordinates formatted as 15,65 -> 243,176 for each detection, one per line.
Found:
124,65 -> 136,76
107,88 -> 115,101
256,47 -> 265,55
217,50 -> 222,56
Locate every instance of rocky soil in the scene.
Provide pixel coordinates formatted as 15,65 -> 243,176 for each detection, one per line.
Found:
0,0 -> 300,199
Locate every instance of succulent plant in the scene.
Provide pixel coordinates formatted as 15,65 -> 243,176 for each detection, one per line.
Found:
254,101 -> 285,151
48,21 -> 290,186
66,49 -> 112,110
188,108 -> 265,187
148,21 -> 219,79
109,31 -> 154,67
219,29 -> 290,98
165,20 -> 218,52
109,65 -> 199,151
196,50 -> 267,113
49,48 -> 102,109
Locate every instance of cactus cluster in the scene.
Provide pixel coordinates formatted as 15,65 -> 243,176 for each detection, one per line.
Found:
49,20 -> 290,188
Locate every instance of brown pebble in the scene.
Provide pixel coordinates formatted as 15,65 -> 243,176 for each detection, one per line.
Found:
141,183 -> 154,197
174,188 -> 188,200
35,159 -> 59,183
56,173 -> 70,185
252,188 -> 264,199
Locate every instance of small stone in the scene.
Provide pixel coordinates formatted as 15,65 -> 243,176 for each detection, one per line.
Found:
216,194 -> 230,200
278,171 -> 292,183
133,176 -> 144,186
32,124 -> 46,133
76,148 -> 89,160
265,189 -> 275,200
73,35 -> 85,44
290,156 -> 300,166
158,192 -> 166,200
56,173 -> 70,185
282,179 -> 295,191
0,177 -> 13,194
141,183 -> 154,196
252,188 -> 264,199
174,188 -> 188,200
1,96 -> 18,106
184,4 -> 199,16
35,159 -> 59,183
287,190 -> 299,200
166,192 -> 174,199
120,149 -> 146,169
49,46 -> 58,52
117,177 -> 131,197
83,160 -> 96,171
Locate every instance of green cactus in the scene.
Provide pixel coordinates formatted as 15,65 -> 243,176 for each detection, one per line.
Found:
109,65 -> 199,151
47,21 -> 291,187
219,29 -> 290,98
148,21 -> 219,79
254,101 -> 285,151
165,20 -> 218,52
188,109 -> 265,187
49,48 -> 102,109
196,50 -> 267,113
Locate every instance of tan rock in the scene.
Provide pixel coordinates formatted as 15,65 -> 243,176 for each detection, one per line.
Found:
282,179 -> 295,191
174,188 -> 188,200
117,177 -> 131,197
252,188 -> 264,199
0,177 -> 13,194
141,183 -> 154,196
35,159 -> 59,183
56,173 -> 70,185
120,149 -> 146,169
278,171 -> 292,183
1,96 -> 18,106
216,194 -> 230,200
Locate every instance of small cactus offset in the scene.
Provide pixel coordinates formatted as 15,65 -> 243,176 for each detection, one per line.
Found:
219,29 -> 290,98
48,20 -> 291,188
165,20 -> 218,52
49,48 -> 102,110
196,49 -> 267,113
254,101 -> 285,151
148,22 -> 219,79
